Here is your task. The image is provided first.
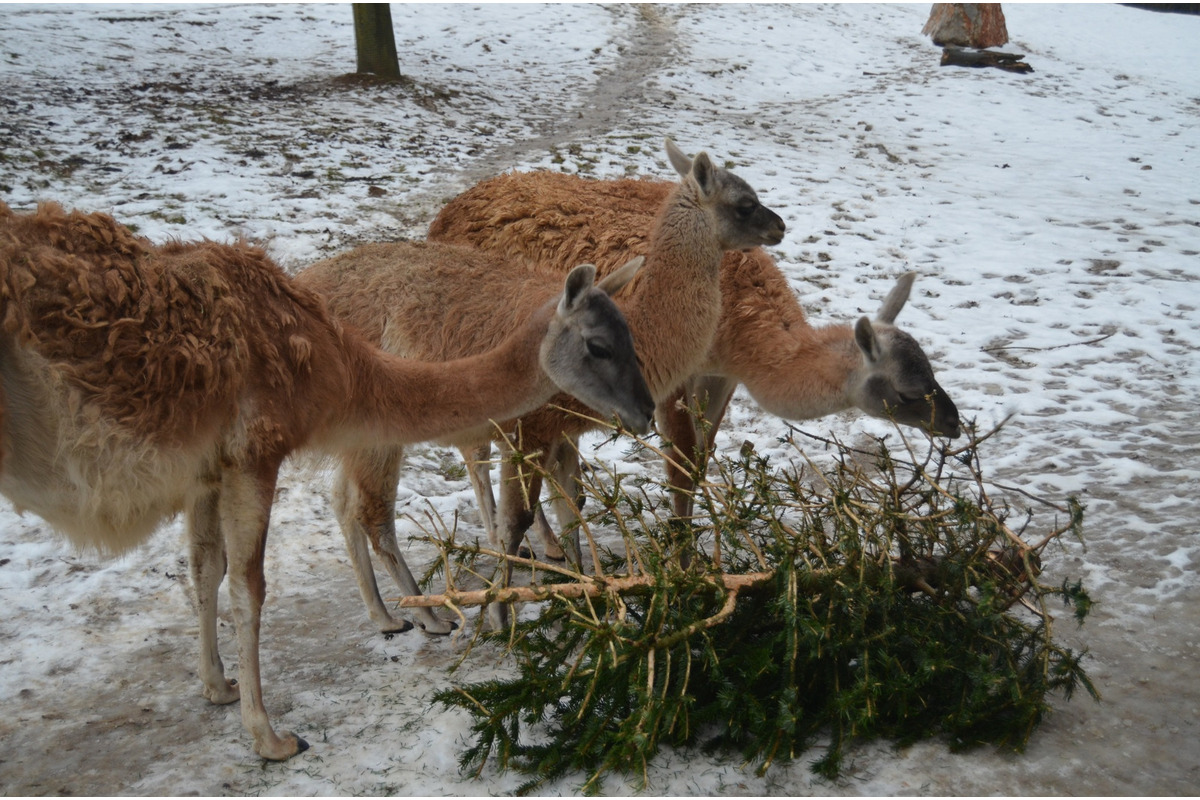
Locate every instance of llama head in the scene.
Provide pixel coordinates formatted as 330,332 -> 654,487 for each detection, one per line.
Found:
541,259 -> 655,434
664,138 -> 787,252
850,273 -> 961,439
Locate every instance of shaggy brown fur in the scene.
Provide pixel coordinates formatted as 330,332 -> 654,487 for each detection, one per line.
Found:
0,201 -> 254,448
0,200 -> 649,761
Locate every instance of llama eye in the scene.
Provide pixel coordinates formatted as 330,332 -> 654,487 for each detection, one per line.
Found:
586,339 -> 613,360
736,203 -> 758,219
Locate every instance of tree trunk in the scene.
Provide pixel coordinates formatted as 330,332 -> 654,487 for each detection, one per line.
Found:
922,3 -> 1009,48
352,3 -> 401,80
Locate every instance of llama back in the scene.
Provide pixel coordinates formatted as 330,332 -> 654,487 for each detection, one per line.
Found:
297,239 -> 563,362
0,202 -> 348,450
429,172 -> 665,273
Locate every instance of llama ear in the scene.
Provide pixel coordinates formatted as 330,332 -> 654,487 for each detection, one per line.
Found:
877,272 -> 915,324
559,263 -> 598,313
597,256 -> 644,296
665,138 -> 692,177
691,151 -> 716,198
854,316 -> 883,363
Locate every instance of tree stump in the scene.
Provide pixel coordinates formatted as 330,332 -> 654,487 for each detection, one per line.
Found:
922,3 -> 1009,48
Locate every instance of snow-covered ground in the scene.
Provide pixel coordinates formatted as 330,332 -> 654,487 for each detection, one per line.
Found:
1,3 -> 1197,795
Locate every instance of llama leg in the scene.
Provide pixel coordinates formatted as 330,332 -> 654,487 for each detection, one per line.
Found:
543,439 -> 584,567
657,376 -> 736,568
221,465 -> 307,761
331,450 -> 412,634
358,447 -> 454,635
188,482 -> 239,705
657,375 -> 737,519
462,443 -> 499,547
658,383 -> 703,520
529,439 -> 568,562
335,447 -> 452,635
692,374 -> 737,463
531,505 -> 565,561
487,457 -> 540,630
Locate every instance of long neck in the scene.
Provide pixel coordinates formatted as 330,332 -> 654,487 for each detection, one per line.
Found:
622,183 -> 725,398
732,320 -> 863,421
649,181 -> 726,285
336,303 -> 558,446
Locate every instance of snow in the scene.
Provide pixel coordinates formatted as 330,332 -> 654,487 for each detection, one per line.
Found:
1,2 -> 1198,795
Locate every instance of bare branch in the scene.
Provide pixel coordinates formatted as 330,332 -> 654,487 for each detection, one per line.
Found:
394,571 -> 775,609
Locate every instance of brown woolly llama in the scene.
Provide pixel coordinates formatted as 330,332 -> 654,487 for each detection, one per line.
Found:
0,200 -> 651,760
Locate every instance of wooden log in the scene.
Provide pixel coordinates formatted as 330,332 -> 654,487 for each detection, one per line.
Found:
940,46 -> 1033,74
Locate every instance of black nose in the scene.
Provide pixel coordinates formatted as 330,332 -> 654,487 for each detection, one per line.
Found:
636,394 -> 656,434
622,409 -> 654,435
767,213 -> 786,244
933,392 -> 960,439
938,416 -> 962,439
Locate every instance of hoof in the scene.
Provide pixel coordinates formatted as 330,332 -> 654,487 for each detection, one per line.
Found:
379,618 -> 414,636
517,545 -> 534,560
257,733 -> 309,761
417,618 -> 457,636
203,679 -> 241,706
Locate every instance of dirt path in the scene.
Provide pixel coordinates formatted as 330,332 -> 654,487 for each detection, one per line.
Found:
402,5 -> 680,223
